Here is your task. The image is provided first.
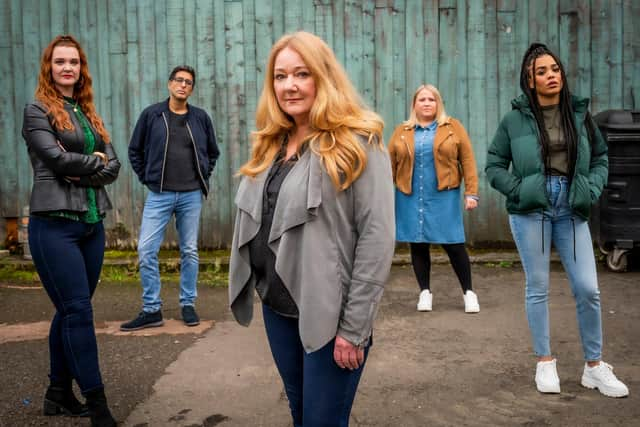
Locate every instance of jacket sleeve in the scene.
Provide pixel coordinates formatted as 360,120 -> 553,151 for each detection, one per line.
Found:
453,119 -> 479,197
387,126 -> 401,183
586,113 -> 609,203
128,110 -> 148,182
75,143 -> 121,187
485,116 -> 520,200
205,113 -> 220,178
337,140 -> 395,347
22,103 -> 105,176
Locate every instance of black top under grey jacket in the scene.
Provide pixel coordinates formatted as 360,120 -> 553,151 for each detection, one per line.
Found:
22,101 -> 121,215
128,99 -> 220,197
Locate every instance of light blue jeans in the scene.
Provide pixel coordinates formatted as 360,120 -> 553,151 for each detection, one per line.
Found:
509,175 -> 602,361
138,190 -> 202,313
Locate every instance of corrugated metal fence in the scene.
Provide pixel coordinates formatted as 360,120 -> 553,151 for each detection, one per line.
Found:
1,0 -> 638,248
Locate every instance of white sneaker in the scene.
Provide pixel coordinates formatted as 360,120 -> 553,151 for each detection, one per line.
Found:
581,362 -> 629,398
535,359 -> 561,393
417,290 -> 432,311
463,290 -> 480,313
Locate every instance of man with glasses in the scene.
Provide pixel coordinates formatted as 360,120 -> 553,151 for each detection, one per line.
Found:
122,65 -> 220,331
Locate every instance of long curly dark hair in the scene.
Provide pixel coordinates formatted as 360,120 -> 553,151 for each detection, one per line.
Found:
35,34 -> 110,143
519,43 -> 577,179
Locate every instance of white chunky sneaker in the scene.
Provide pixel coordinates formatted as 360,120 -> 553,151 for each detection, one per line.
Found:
535,359 -> 561,393
463,290 -> 480,313
417,289 -> 432,311
581,362 -> 629,398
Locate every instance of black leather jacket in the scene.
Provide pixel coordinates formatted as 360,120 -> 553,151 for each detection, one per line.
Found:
22,101 -> 120,215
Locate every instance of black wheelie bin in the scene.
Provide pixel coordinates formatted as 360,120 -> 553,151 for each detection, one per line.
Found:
593,110 -> 640,271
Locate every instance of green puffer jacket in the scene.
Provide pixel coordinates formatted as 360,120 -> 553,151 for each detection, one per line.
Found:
485,94 -> 608,220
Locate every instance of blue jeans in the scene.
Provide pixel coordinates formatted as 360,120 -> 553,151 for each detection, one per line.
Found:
138,190 -> 202,312
262,304 -> 368,427
509,175 -> 602,361
28,216 -> 105,393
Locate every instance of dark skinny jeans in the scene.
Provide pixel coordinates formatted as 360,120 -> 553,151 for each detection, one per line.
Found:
28,215 -> 105,393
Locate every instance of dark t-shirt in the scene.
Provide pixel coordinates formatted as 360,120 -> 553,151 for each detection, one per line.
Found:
163,110 -> 201,192
542,104 -> 568,176
249,148 -> 300,318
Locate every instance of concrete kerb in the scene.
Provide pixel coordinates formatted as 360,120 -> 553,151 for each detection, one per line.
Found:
0,250 -> 559,272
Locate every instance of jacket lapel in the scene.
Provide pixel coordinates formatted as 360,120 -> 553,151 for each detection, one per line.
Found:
268,148 -> 322,243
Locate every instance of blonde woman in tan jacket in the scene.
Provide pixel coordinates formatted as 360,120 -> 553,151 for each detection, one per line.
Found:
389,84 -> 479,313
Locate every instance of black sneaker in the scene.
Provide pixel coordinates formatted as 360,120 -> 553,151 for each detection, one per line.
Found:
120,311 -> 164,331
181,305 -> 200,326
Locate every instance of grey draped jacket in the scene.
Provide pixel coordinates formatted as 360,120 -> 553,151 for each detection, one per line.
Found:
229,136 -> 395,353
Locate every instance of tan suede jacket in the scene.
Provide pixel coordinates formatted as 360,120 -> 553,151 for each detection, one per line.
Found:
388,117 -> 479,197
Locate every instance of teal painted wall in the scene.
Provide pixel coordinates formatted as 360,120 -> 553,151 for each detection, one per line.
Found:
1,0 -> 638,248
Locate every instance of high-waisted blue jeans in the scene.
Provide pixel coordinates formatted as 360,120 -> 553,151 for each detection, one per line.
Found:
262,304 -> 369,427
509,175 -> 602,361
28,216 -> 105,393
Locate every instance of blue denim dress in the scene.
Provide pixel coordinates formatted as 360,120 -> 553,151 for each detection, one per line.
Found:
395,122 -> 465,243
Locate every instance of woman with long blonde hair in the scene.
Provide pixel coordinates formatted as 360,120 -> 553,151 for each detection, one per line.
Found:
22,34 -> 119,426
229,31 -> 395,426
389,84 -> 480,313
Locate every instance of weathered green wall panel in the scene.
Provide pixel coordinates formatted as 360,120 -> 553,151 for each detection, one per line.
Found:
1,0 -> 638,247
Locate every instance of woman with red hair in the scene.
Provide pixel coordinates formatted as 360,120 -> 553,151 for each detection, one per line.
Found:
22,35 -> 119,426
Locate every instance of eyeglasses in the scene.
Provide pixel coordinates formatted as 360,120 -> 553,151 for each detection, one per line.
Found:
171,77 -> 193,86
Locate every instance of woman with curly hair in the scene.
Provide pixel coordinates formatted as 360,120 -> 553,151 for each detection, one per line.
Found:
229,31 -> 395,426
486,42 -> 628,397
22,35 -> 120,426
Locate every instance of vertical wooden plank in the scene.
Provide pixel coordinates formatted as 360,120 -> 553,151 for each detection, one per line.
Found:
105,0 -> 128,230
493,0 -> 518,242
0,2 -> 17,217
331,0 -> 346,65
344,0 -> 364,101
546,0 -> 560,53
574,0 -> 591,98
66,0 -> 80,34
242,0 -> 257,136
315,1 -> 333,48
403,0 -> 424,119
166,0 -> 186,68
124,0 -> 143,240
454,0 -> 468,121
437,3 -> 457,114
609,0 -> 623,109
465,0 -> 486,245
155,0 -> 168,93
360,0 -> 375,107
514,0 -> 529,61
374,2 -> 394,143
528,0 -> 548,43
137,0 -> 158,106
50,0 -> 67,34
284,0 -> 303,32
255,0 -> 274,92
213,0 -> 231,246
423,0 -> 439,85
559,0 -> 578,90
301,0 -> 315,32
184,0 -> 197,72
391,0 -> 405,130
591,0 -> 611,111
623,0 -> 640,109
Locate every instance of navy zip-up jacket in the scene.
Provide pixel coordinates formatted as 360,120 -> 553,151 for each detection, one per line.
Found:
128,99 -> 220,197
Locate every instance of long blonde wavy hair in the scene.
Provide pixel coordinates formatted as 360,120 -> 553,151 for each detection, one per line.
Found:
403,84 -> 449,128
239,31 -> 383,190
35,35 -> 110,143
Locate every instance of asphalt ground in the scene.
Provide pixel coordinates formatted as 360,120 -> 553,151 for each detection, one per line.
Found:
0,254 -> 639,427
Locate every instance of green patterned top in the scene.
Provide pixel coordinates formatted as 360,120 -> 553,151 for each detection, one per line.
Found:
45,98 -> 102,223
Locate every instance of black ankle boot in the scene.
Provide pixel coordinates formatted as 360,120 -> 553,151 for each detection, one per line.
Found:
85,388 -> 117,427
43,385 -> 89,417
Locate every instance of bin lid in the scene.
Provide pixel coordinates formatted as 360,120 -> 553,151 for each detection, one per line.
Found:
594,110 -> 640,131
